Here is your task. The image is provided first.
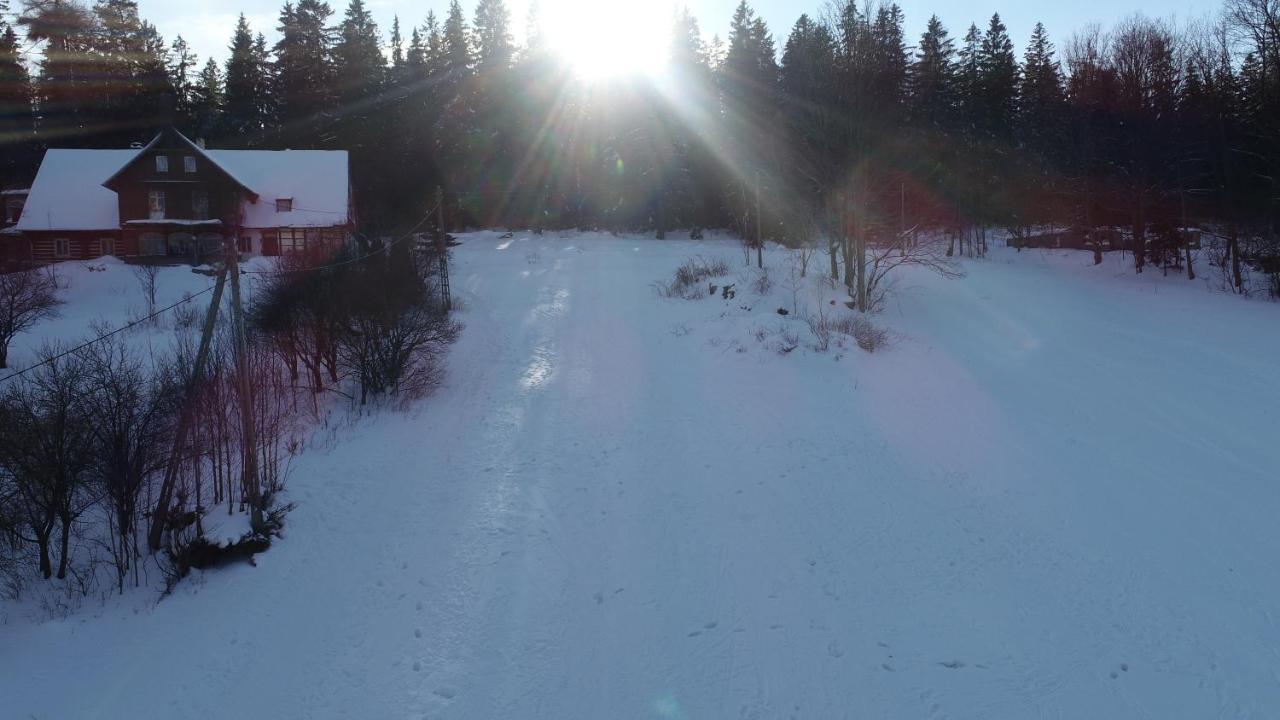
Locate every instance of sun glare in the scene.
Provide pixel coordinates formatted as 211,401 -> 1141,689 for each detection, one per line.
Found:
542,0 -> 669,80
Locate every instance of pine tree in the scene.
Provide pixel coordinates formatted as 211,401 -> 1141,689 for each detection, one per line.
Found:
910,15 -> 955,127
977,13 -> 1018,138
390,16 -> 405,75
407,25 -> 425,70
333,0 -> 383,106
1018,23 -> 1064,159
870,3 -> 908,112
442,0 -> 472,82
168,35 -> 197,125
224,15 -> 273,143
955,24 -> 982,130
0,14 -> 35,188
274,0 -> 336,147
473,0 -> 513,72
189,57 -> 223,141
781,14 -> 837,199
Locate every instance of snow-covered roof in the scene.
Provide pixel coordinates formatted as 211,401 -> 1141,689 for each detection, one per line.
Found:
206,149 -> 350,228
17,150 -> 137,231
1,188 -> 30,196
17,146 -> 349,232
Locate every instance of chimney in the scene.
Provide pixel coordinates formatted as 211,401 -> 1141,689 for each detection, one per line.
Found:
196,138 -> 206,149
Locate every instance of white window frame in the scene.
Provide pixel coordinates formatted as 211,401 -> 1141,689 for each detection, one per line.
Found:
149,189 -> 165,220
54,238 -> 70,258
279,227 -> 304,253
99,237 -> 114,257
275,197 -> 293,213
183,155 -> 196,173
155,155 -> 169,173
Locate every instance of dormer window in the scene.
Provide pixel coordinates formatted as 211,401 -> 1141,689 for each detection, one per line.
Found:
276,197 -> 293,213
183,156 -> 197,173
155,155 -> 168,173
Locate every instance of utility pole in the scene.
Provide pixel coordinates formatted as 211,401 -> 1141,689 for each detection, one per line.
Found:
147,263 -> 227,552
436,186 -> 451,311
226,235 -> 262,528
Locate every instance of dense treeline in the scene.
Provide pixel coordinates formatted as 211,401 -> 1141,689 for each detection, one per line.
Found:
0,0 -> 1278,292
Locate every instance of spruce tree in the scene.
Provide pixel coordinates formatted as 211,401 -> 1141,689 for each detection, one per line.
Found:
189,57 -> 223,141
224,15 -> 273,144
0,15 -> 35,188
473,0 -> 513,72
977,13 -> 1018,138
274,0 -> 336,147
333,0 -> 383,106
910,15 -> 955,127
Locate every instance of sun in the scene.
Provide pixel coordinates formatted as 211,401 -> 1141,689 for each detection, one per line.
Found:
541,0 -> 670,80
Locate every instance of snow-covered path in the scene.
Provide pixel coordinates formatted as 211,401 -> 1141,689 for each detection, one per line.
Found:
4,234 -> 1280,719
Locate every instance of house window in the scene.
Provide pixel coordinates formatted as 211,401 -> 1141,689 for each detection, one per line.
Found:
167,232 -> 195,256
4,198 -> 22,224
99,237 -> 115,257
54,238 -> 70,258
197,233 -> 223,253
149,189 -> 165,219
238,236 -> 253,254
183,156 -> 197,173
275,197 -> 293,213
139,232 -> 165,256
279,227 -> 305,253
192,189 -> 209,220
155,155 -> 169,173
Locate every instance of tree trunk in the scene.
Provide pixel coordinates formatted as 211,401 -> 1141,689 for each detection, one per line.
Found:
1132,197 -> 1146,274
828,241 -> 838,280
56,513 -> 71,580
1230,229 -> 1243,292
1186,244 -> 1195,281
37,532 -> 52,579
855,232 -> 867,312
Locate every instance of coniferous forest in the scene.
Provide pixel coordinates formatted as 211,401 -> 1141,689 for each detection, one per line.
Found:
1,0 -> 1278,287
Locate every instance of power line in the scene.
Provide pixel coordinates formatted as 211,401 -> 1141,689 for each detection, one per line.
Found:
0,282 -> 218,385
0,200 -> 444,383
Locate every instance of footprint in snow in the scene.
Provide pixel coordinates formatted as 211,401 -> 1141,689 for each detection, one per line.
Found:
703,621 -> 718,630
434,687 -> 458,700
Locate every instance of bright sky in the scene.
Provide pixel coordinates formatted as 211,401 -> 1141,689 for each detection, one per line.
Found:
136,0 -> 1221,69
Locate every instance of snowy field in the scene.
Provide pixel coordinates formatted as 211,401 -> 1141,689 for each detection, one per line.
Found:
3,233 -> 1280,719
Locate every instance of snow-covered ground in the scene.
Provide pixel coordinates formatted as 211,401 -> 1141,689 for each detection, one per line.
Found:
3,234 -> 1280,719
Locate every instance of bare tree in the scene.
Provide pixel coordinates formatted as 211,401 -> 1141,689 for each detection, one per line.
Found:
0,347 -> 96,579
0,267 -> 61,369
864,230 -> 964,311
76,332 -> 179,591
131,264 -> 161,322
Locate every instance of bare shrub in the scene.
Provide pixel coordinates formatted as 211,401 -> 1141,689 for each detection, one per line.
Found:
656,256 -> 730,298
806,309 -> 832,352
0,267 -> 61,368
751,267 -> 772,295
851,316 -> 889,352
131,264 -> 161,321
171,292 -> 200,330
806,311 -> 889,353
